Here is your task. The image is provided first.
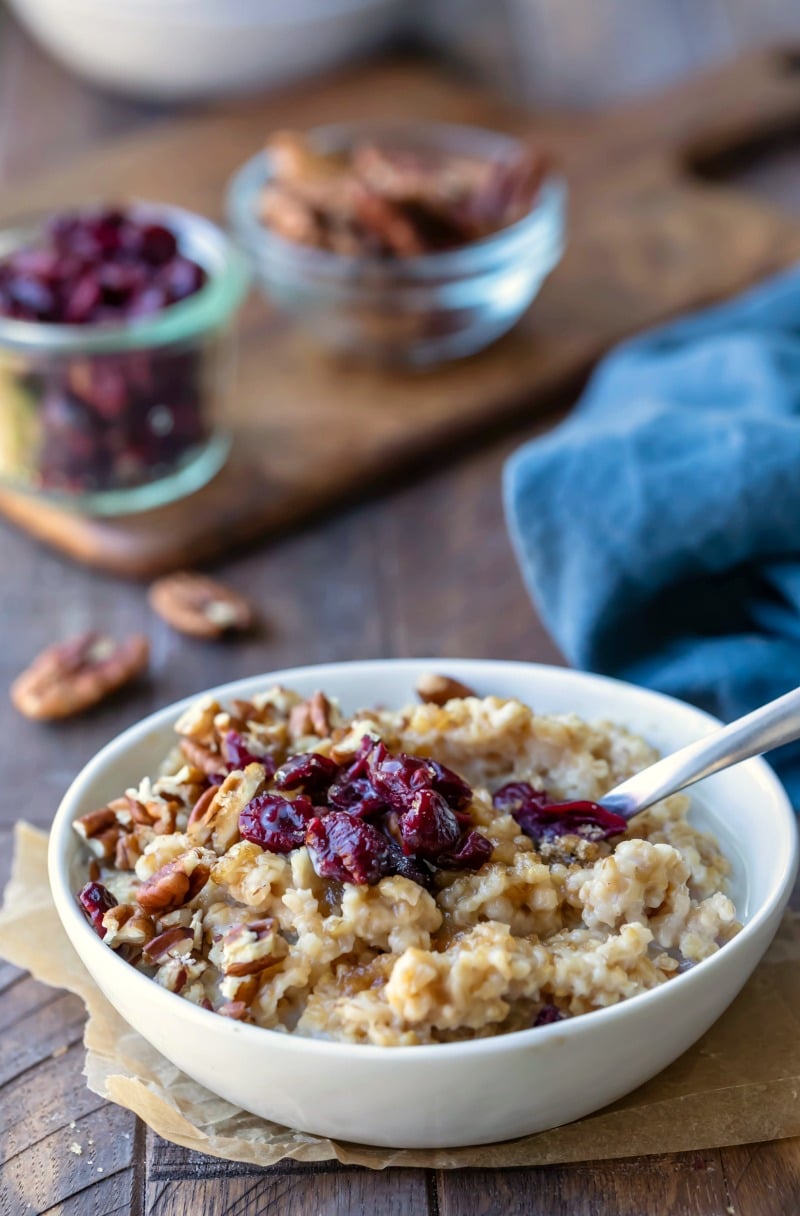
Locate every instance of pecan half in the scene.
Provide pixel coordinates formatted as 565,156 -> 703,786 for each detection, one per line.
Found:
135,850 -> 211,913
148,572 -> 255,640
10,633 -> 149,721
415,672 -> 476,706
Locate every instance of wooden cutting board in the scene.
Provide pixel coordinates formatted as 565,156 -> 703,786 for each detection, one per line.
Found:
2,48 -> 800,578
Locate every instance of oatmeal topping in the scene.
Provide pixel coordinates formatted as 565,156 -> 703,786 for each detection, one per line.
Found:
74,685 -> 740,1045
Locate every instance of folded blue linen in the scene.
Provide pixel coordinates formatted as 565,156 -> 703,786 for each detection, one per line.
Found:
504,265 -> 800,805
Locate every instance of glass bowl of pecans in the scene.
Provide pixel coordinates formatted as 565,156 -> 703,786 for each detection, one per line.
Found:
226,121 -> 566,366
0,203 -> 249,514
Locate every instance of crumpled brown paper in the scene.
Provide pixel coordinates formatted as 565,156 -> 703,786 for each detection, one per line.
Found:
2,822 -> 800,1170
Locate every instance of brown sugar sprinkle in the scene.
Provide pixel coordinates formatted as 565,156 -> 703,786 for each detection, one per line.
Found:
259,129 -> 552,258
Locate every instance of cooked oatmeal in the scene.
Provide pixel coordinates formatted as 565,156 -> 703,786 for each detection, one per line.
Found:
74,685 -> 740,1045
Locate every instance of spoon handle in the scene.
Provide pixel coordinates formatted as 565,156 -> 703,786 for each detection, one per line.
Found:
600,685 -> 800,819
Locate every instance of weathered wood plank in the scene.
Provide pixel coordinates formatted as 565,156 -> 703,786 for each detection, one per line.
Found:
436,1153 -> 730,1216
720,1137 -> 800,1216
145,1170 -> 429,1216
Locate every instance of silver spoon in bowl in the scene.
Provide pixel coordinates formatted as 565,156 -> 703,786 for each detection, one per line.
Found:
598,684 -> 800,820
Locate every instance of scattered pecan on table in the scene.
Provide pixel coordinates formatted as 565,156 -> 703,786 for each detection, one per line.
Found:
10,632 -> 149,720
259,129 -> 552,258
148,571 -> 255,639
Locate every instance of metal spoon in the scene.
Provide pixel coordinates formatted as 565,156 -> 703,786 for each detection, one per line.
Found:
599,685 -> 800,820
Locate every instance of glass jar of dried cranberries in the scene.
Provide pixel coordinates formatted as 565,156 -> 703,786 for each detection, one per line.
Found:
0,203 -> 249,513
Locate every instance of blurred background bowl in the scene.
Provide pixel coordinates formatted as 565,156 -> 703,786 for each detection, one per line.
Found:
4,0 -> 407,100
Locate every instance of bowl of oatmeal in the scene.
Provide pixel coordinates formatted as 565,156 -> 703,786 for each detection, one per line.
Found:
48,659 -> 797,1148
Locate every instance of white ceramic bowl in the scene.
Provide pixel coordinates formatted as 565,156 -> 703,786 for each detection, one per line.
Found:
49,659 -> 798,1148
7,0 -> 405,100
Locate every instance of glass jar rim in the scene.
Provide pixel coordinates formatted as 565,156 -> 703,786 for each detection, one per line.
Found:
0,201 -> 250,354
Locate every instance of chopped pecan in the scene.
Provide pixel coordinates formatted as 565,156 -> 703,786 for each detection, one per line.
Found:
259,131 -> 552,258
114,832 -> 143,871
174,696 -> 221,742
74,808 -> 118,840
10,632 -> 149,721
142,925 -> 195,963
218,918 -> 286,978
288,701 -> 312,738
102,904 -> 155,948
126,796 -> 156,826
308,690 -> 333,738
87,825 -> 123,862
187,764 -> 267,852
187,785 -> 221,829
415,672 -> 476,706
180,738 -> 222,776
148,572 -> 255,640
135,849 -> 211,913
260,185 -> 321,246
289,691 -> 334,740
218,1000 -> 253,1023
354,190 -> 426,257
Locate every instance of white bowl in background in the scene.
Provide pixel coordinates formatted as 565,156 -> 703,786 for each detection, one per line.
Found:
48,659 -> 797,1148
7,0 -> 406,100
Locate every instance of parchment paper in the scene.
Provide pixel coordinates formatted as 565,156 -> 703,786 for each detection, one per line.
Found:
2,822 -> 799,1169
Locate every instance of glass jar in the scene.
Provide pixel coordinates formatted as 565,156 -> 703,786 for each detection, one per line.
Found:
227,120 -> 566,367
0,203 -> 249,514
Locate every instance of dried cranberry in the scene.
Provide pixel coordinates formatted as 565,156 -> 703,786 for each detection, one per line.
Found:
222,730 -> 275,776
383,839 -> 434,889
0,206 -> 206,329
328,775 -> 386,817
425,759 -> 473,812
492,781 -> 550,817
370,746 -> 433,809
362,740 -> 472,815
438,830 -> 493,871
534,1004 -> 565,1027
400,788 -> 460,859
138,224 -> 178,265
274,751 -> 339,799
239,792 -> 315,853
64,274 -> 102,324
305,812 -> 390,885
78,880 -> 117,938
159,257 -> 206,303
495,782 -> 626,845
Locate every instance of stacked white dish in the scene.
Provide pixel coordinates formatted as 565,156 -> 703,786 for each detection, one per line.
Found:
7,0 -> 406,99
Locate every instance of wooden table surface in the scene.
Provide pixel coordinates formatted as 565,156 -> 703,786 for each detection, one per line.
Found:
3,11 -> 800,1216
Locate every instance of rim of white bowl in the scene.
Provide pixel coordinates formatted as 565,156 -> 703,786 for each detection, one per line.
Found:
25,0 -> 404,28
49,658 -> 799,1062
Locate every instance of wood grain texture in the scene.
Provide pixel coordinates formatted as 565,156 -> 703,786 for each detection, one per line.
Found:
3,5 -> 800,1215
5,51 -> 800,576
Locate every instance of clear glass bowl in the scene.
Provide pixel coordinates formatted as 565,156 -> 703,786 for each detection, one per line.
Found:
226,120 -> 567,368
0,203 -> 249,515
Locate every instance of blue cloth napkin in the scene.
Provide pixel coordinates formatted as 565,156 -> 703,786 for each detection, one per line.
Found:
504,264 -> 800,806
